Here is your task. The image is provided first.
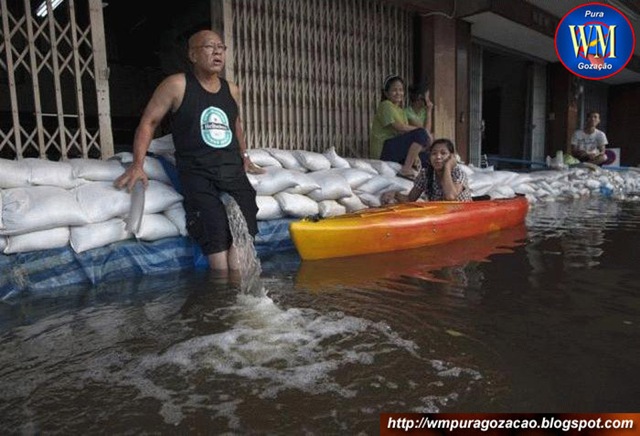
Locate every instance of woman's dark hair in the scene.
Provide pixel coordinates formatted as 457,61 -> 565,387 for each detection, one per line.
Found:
425,138 -> 456,199
408,82 -> 427,103
381,74 -> 404,100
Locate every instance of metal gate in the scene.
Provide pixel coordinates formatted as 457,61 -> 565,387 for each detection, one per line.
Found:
226,0 -> 413,158
0,0 -> 112,160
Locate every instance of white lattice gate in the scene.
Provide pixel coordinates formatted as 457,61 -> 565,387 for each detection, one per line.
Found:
226,0 -> 413,157
0,0 -> 112,160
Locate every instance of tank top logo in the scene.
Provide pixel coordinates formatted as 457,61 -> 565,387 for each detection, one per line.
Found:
200,106 -> 232,148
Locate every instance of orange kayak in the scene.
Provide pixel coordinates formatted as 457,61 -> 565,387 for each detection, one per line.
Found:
289,196 -> 529,260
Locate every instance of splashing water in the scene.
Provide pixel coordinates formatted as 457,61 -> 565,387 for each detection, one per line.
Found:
222,193 -> 265,296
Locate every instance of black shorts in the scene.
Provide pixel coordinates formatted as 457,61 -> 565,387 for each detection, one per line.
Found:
179,166 -> 258,255
380,128 -> 431,167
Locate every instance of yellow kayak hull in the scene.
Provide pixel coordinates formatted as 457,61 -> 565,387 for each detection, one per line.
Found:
289,196 -> 529,260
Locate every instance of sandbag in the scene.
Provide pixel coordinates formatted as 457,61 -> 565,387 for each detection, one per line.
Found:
70,218 -> 132,253
148,133 -> 176,154
1,186 -> 89,235
164,205 -> 188,236
487,185 -> 516,199
357,192 -> 382,208
322,147 -> 350,169
0,236 -> 6,252
274,192 -> 319,217
306,170 -> 353,201
318,200 -> 346,218
5,227 -> 70,254
0,158 -> 31,188
335,168 -> 374,189
75,180 -> 182,223
135,214 -> 180,241
365,159 -> 397,177
267,149 -> 308,172
247,149 -> 282,168
70,158 -> 126,181
256,195 -> 284,220
292,150 -> 332,171
338,194 -> 368,212
281,171 -> 321,195
26,158 -> 77,189
354,175 -> 393,195
346,158 -> 378,175
251,167 -> 312,196
22,159 -> 67,187
112,153 -> 172,183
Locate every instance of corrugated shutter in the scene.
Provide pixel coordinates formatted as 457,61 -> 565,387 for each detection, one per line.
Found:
227,0 -> 413,157
0,0 -> 112,160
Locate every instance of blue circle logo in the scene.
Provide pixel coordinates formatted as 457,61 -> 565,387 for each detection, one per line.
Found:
200,106 -> 232,148
555,2 -> 636,80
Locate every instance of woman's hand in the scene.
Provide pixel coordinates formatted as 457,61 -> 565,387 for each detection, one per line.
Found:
425,90 -> 434,112
444,155 -> 457,173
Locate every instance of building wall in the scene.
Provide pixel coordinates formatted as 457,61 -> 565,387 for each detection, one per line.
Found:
609,84 -> 640,166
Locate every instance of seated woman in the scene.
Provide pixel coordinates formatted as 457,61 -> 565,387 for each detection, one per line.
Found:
384,138 -> 472,203
369,75 -> 432,180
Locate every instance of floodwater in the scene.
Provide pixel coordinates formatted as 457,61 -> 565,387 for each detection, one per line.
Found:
1,197 -> 639,434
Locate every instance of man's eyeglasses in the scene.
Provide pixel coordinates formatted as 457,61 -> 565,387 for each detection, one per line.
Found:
195,44 -> 227,54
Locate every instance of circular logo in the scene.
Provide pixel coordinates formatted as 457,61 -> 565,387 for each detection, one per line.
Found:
200,106 -> 232,148
555,2 -> 636,80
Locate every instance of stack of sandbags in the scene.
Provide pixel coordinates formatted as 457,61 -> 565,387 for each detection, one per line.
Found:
247,146 -> 415,219
0,156 -> 184,255
464,164 -> 640,204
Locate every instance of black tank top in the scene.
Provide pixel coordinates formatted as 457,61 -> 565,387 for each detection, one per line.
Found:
172,73 -> 241,173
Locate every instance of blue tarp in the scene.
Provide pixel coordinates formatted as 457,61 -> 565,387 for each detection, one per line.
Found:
0,218 -> 295,301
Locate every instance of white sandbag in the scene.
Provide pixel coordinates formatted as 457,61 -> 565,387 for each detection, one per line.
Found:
365,159 -> 397,177
468,172 -> 496,196
0,158 -> 31,188
345,158 -> 378,175
75,180 -> 182,223
512,183 -> 536,195
274,192 -> 319,217
487,185 -> 516,199
322,147 -> 350,169
0,191 -> 3,229
354,175 -> 393,195
267,149 -> 308,172
357,192 -> 382,208
26,158 -> 76,189
282,171 -> 321,195
0,236 -> 6,251
318,200 -> 346,218
70,158 -> 126,182
135,214 -> 180,241
338,194 -> 368,212
5,227 -> 70,254
387,176 -> 414,193
256,195 -> 284,220
335,168 -> 374,189
148,133 -> 176,154
251,167 -> 310,196
292,150 -> 332,171
164,205 -> 188,236
1,186 -> 89,235
70,218 -> 132,253
111,153 -> 171,183
247,149 -> 282,168
140,181 -> 184,213
75,181 -> 132,223
305,170 -> 352,201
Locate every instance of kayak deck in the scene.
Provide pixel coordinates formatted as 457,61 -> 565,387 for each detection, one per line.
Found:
289,196 -> 529,260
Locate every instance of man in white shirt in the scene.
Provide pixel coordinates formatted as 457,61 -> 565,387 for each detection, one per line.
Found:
570,111 -> 613,165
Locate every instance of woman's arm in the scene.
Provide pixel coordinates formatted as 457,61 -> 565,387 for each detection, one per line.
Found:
439,159 -> 464,201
